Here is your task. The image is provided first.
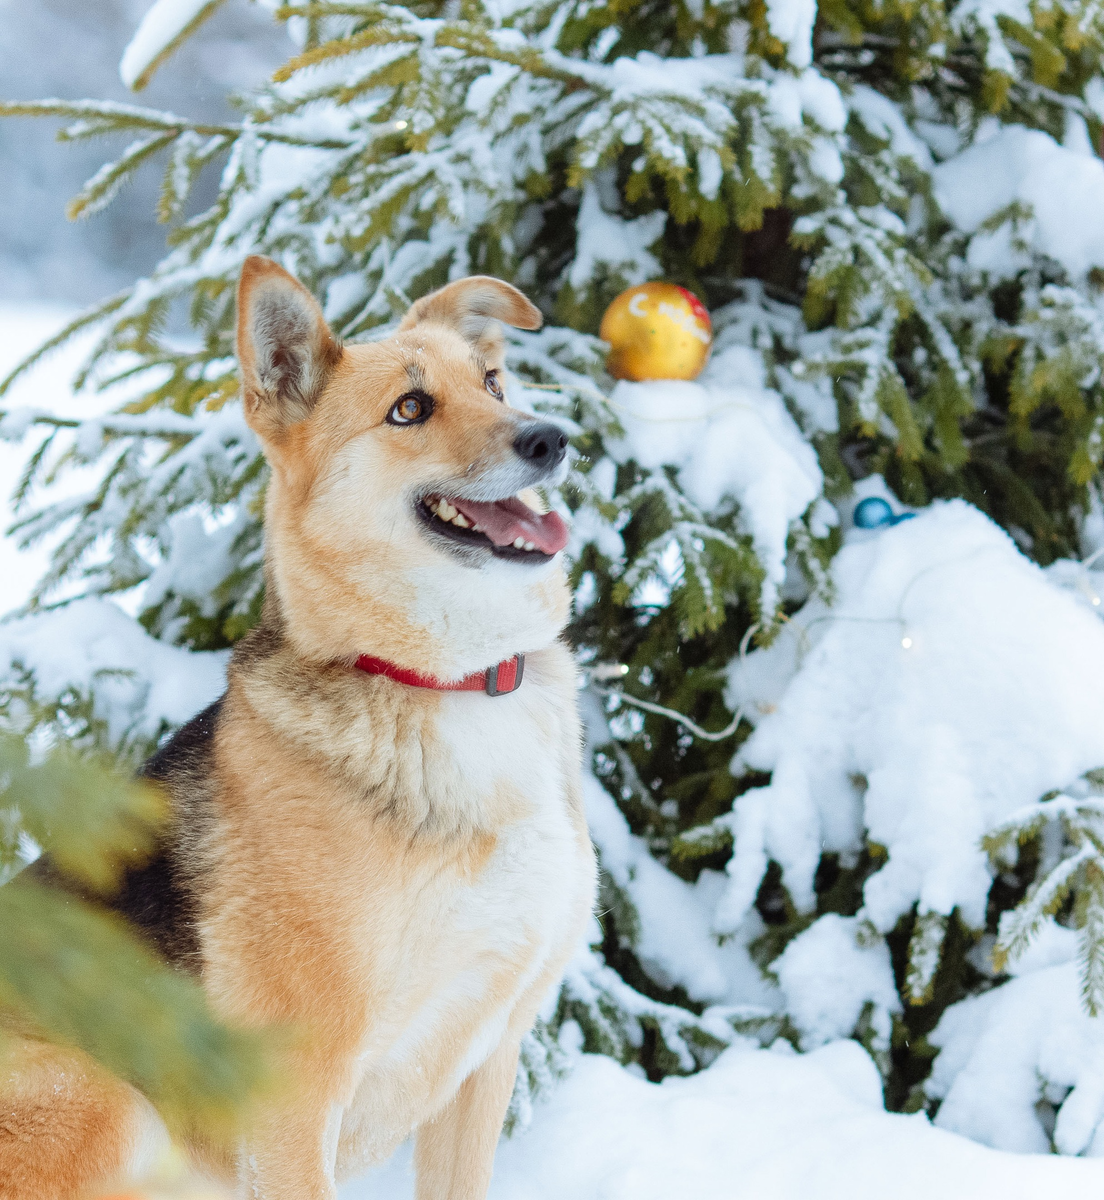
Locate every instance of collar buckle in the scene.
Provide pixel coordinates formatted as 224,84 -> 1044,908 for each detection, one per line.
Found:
485,653 -> 525,697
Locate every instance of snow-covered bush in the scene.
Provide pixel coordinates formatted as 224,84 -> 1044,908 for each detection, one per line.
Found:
6,0 -> 1104,1159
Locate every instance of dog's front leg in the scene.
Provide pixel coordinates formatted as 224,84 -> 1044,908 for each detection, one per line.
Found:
237,1091 -> 343,1200
413,1036 -> 520,1200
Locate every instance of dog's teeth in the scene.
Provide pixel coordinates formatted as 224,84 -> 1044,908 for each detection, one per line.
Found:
439,501 -> 457,521
513,537 -> 526,549
523,541 -> 536,551
453,513 -> 470,528
472,524 -> 483,532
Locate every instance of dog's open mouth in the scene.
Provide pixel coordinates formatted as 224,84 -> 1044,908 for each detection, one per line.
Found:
418,492 -> 569,562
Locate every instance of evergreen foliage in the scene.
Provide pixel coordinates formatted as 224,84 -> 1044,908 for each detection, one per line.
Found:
986,774 -> 1104,1015
0,733 -> 273,1134
6,0 -> 1104,1141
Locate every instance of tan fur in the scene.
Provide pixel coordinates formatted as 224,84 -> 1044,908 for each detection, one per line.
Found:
0,1034 -> 164,1200
4,260 -> 596,1200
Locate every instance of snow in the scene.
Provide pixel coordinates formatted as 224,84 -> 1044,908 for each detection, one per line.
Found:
847,84 -> 933,168
949,0 -> 1030,73
607,357 -> 824,612
585,770 -> 733,1002
582,759 -> 778,1010
933,125 -> 1104,277
11,5 -> 1104,1181
928,933 -> 1104,1155
768,70 -> 847,133
0,305 -> 121,615
764,0 -> 818,69
772,914 -> 899,1050
339,1039 -> 1104,1200
0,597 -> 227,746
723,499 -> 1104,934
568,182 -> 665,292
120,0 -> 224,91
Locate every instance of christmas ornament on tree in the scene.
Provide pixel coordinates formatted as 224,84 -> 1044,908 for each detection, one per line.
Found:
600,283 -> 712,381
852,497 -> 916,529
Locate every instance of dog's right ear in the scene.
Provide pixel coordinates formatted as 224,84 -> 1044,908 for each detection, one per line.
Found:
236,256 -> 341,439
397,276 -> 541,357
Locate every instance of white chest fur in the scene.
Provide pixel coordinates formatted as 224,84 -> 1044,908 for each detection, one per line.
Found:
331,663 -> 591,1173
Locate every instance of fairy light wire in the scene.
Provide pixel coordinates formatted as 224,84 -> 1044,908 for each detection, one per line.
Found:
546,362 -> 1104,728
588,624 -> 758,743
588,537 -> 1081,739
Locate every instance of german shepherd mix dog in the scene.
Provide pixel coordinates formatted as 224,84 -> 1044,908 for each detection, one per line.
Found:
1,258 -> 597,1200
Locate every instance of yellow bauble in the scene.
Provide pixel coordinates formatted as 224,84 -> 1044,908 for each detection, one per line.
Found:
599,283 -> 712,381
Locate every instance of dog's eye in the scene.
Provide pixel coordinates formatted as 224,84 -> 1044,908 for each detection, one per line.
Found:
485,370 -> 503,401
387,392 -> 433,425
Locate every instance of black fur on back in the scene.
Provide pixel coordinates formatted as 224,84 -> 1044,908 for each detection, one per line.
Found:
26,699 -> 223,973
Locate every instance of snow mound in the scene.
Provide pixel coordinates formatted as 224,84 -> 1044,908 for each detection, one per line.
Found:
0,598 -> 227,744
929,944 -> 1104,1155
933,125 -> 1104,278
723,500 -> 1104,933
340,1040 -> 1104,1200
607,357 -> 823,612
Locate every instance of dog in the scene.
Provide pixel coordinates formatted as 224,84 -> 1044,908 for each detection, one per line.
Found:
1,257 -> 597,1200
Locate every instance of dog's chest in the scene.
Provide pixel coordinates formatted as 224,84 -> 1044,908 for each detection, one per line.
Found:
347,685 -> 586,1073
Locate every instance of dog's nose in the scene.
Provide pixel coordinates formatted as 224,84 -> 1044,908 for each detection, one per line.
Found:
513,422 -> 567,468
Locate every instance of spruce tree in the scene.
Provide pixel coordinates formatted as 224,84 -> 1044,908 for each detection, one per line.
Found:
6,0 -> 1104,1145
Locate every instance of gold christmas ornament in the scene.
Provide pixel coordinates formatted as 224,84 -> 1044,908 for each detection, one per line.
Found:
600,283 -> 712,381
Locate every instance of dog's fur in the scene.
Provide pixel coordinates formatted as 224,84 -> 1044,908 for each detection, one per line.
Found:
0,259 -> 597,1200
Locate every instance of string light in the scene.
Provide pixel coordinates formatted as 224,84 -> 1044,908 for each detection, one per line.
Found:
589,544 -> 1000,744
552,378 -> 1104,729
1075,545 -> 1104,609
588,624 -> 758,743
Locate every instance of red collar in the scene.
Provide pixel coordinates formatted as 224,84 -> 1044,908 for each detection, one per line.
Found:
354,653 -> 525,697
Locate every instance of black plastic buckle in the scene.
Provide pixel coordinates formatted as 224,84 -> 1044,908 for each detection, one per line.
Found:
485,654 -> 525,697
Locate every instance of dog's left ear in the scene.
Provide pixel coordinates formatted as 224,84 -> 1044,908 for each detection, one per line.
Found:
237,255 -> 342,439
398,277 -> 542,356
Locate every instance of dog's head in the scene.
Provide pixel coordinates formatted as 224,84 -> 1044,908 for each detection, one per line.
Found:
236,256 -> 572,677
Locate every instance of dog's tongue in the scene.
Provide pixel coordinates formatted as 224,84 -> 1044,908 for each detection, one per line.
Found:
451,496 -> 569,555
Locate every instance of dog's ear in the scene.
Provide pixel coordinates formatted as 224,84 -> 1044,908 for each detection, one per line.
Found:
398,277 -> 542,357
237,256 -> 341,438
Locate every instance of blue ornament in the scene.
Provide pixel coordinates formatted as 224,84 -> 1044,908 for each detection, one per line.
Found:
853,497 -> 894,528
853,497 -> 915,529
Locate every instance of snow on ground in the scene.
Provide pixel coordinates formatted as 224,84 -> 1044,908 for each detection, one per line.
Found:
339,1039 -> 1104,1199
